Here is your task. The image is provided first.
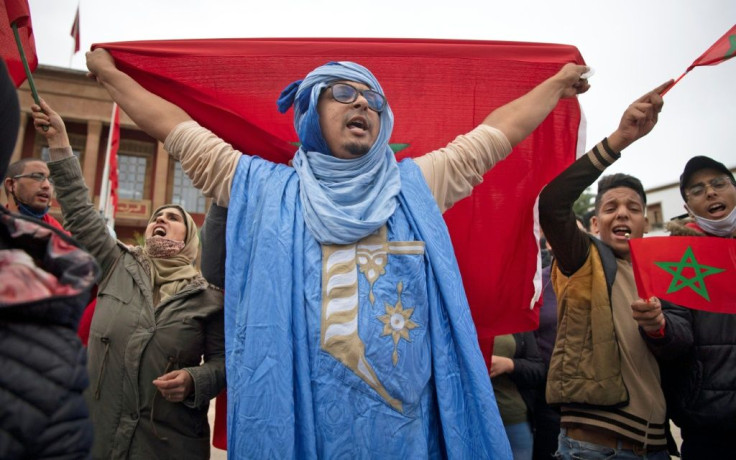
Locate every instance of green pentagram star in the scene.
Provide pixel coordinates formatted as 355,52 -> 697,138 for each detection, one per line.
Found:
654,246 -> 725,301
727,35 -> 736,59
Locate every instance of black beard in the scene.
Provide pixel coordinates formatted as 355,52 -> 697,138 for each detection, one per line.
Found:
344,141 -> 371,157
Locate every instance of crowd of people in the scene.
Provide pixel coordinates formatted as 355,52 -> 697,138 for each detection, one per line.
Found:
1,46 -> 734,459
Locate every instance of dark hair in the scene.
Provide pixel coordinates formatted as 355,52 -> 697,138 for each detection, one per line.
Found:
582,209 -> 595,231
594,173 -> 646,214
4,158 -> 45,194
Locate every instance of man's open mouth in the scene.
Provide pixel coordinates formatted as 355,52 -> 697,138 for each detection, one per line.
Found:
708,203 -> 726,214
612,225 -> 631,237
347,116 -> 368,131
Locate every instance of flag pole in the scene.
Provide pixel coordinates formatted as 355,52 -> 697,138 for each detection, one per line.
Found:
70,3 -> 80,68
659,70 -> 688,97
11,21 -> 47,131
11,22 -> 39,104
99,103 -> 117,222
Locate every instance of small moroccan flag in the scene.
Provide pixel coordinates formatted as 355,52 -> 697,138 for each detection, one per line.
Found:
662,24 -> 736,95
687,24 -> 736,71
629,236 -> 736,314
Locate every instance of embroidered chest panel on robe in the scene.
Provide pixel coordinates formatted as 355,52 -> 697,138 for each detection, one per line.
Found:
318,224 -> 429,414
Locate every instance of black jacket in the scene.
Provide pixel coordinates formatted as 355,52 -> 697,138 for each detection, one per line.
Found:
641,217 -> 736,436
0,207 -> 99,459
507,332 -> 547,425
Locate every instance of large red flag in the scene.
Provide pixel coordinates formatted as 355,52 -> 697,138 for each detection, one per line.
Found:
630,236 -> 736,313
0,0 -> 37,86
687,24 -> 736,71
95,38 -> 585,363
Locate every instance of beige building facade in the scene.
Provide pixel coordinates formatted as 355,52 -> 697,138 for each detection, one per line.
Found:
6,65 -> 208,242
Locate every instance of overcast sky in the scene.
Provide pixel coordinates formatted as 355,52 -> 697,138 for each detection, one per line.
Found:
28,0 -> 735,191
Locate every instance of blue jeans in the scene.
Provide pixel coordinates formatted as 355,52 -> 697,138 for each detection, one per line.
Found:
555,428 -> 670,460
504,421 -> 533,460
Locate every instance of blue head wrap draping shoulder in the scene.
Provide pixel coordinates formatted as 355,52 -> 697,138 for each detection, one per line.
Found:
276,62 -> 401,245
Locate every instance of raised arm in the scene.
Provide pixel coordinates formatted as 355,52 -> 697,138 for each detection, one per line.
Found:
415,63 -> 590,212
483,63 -> 589,147
539,80 -> 671,274
86,49 -> 191,143
32,100 -> 122,273
87,49 -> 241,207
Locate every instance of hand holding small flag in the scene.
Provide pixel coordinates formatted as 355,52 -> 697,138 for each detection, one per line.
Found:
661,24 -> 736,96
631,296 -> 666,333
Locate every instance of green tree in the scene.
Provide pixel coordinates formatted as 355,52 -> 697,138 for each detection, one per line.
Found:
573,187 -> 595,217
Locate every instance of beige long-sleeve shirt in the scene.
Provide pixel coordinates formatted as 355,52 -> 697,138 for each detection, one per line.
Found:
164,121 -> 512,213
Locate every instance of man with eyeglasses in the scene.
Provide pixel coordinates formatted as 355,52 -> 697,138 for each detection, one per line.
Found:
3,158 -> 66,232
632,155 -> 736,459
4,158 -> 100,348
84,47 -> 592,458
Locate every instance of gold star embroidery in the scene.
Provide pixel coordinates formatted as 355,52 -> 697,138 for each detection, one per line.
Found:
378,281 -> 418,366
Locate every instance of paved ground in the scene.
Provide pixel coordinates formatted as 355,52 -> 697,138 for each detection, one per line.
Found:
207,401 -> 683,459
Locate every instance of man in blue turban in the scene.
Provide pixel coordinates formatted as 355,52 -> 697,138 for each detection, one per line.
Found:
86,49 -> 589,459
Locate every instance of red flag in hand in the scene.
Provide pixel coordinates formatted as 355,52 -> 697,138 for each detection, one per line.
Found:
0,0 -> 37,87
687,24 -> 736,71
5,0 -> 30,26
630,236 -> 736,313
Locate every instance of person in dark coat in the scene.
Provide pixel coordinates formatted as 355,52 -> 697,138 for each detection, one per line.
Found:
490,332 -> 546,460
33,98 -> 225,460
532,237 -> 561,460
632,155 -> 736,459
0,58 -> 98,459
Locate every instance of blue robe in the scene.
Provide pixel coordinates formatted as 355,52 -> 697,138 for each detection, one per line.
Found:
225,155 -> 510,459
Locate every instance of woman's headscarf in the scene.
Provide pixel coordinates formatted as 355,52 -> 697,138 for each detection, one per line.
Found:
134,204 -> 201,303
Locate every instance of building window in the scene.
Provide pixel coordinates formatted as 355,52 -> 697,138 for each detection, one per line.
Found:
647,202 -> 664,229
171,161 -> 206,214
39,132 -> 85,161
118,154 -> 148,200
41,146 -> 81,161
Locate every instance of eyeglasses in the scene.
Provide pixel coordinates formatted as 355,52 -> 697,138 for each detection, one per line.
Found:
326,82 -> 387,113
686,176 -> 733,199
14,172 -> 54,185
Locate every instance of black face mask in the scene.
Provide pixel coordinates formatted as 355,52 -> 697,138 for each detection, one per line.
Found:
0,59 -> 21,179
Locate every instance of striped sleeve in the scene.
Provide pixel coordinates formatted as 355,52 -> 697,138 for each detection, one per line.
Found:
587,138 -> 620,171
539,138 -> 621,275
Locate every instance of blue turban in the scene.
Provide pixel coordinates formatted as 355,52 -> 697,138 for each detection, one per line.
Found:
276,62 -> 401,245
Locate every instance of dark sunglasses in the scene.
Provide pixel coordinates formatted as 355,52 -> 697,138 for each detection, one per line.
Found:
14,172 -> 54,185
326,82 -> 387,113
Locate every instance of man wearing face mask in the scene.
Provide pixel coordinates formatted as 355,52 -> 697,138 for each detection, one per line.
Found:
4,158 -> 66,232
4,156 -> 104,346
632,155 -> 736,458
